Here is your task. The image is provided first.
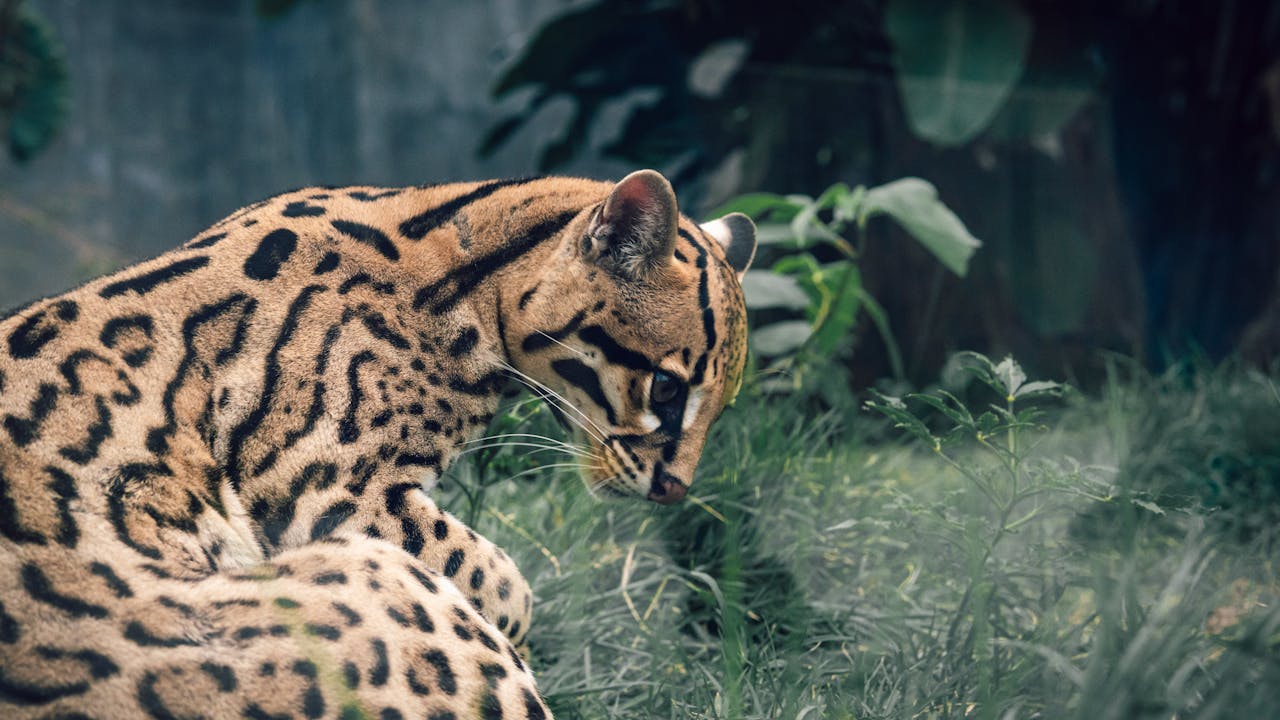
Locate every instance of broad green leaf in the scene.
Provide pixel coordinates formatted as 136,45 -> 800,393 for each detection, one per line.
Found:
789,197 -> 843,247
772,254 -> 822,277
885,0 -> 1031,146
862,178 -> 982,276
987,83 -> 1094,141
740,270 -> 811,311
813,183 -> 852,211
986,39 -> 1101,140
687,39 -> 749,98
834,185 -> 867,225
750,320 -> 812,356
710,193 -> 803,222
754,223 -> 801,246
772,254 -> 826,318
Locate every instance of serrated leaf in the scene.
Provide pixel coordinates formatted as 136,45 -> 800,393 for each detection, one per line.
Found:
1014,380 -> 1065,399
749,320 -> 812,356
741,271 -> 811,310
862,178 -> 982,276
866,392 -> 935,444
994,356 -> 1027,397
910,390 -> 974,428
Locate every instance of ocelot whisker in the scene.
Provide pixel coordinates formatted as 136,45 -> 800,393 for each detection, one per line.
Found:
454,442 -> 592,460
497,360 -> 609,443
462,432 -> 583,453
502,461 -> 596,484
534,329 -> 591,360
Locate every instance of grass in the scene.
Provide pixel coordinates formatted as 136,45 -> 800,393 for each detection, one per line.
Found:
436,359 -> 1280,719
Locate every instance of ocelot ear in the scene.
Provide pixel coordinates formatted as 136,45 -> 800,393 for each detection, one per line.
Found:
699,212 -> 757,279
584,169 -> 678,279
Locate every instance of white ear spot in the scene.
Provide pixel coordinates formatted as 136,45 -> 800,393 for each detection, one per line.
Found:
699,212 -> 757,278
700,218 -> 733,245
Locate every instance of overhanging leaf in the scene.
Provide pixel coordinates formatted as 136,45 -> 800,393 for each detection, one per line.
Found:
709,193 -> 803,223
741,271 -> 811,311
750,320 -> 812,356
862,178 -> 982,276
885,0 -> 1030,146
754,223 -> 800,246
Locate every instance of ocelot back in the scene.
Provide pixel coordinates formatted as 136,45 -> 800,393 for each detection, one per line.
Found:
0,169 -> 755,718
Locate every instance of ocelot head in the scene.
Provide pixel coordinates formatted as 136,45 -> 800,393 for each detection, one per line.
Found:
508,170 -> 756,504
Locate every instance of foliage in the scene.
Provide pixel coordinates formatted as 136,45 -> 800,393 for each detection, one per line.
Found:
482,0 -> 1094,177
1092,359 -> 1280,540
717,178 -> 980,381
446,357 -> 1280,718
884,0 -> 1031,146
479,1 -> 889,178
0,1 -> 69,163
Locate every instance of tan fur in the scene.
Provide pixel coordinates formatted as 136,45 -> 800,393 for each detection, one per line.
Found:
0,172 -> 753,717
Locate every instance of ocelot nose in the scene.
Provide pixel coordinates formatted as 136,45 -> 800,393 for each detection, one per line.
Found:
647,472 -> 687,504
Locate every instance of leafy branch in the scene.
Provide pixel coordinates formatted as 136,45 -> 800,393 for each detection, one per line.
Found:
718,178 -> 981,383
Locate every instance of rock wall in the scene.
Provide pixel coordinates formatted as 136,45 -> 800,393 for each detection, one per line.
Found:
0,0 -> 629,309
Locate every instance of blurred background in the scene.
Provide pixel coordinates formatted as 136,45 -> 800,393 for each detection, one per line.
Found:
5,4 -> 1280,717
4,0 -> 1279,388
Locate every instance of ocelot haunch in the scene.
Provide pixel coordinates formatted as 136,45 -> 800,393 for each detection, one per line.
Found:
0,169 -> 756,718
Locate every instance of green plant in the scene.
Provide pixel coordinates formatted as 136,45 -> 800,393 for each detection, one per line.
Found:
865,353 -> 1089,710
446,356 -> 1280,719
717,178 -> 981,383
0,0 -> 69,163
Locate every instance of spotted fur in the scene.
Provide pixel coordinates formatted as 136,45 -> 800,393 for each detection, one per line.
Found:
0,170 -> 755,717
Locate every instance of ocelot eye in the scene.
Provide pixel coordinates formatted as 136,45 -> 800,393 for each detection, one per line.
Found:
650,371 -> 682,406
